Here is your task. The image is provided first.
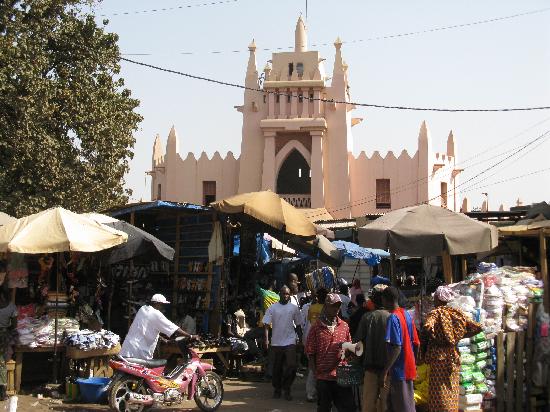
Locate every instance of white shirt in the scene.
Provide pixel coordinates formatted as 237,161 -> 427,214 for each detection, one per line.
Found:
263,302 -> 301,347
121,305 -> 179,360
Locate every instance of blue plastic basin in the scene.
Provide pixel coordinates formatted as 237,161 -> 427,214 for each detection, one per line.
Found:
76,377 -> 111,403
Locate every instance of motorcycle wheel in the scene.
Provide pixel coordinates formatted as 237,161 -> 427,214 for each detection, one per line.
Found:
109,376 -> 151,412
194,371 -> 224,412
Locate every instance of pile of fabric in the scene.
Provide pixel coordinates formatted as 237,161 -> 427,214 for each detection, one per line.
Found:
304,266 -> 336,291
17,316 -> 80,347
65,329 -> 120,351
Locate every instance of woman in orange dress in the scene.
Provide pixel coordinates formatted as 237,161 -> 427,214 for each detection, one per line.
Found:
423,286 -> 482,412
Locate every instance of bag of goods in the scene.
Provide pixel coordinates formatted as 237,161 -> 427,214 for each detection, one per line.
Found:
475,359 -> 487,370
472,332 -> 486,343
460,371 -> 473,383
475,351 -> 488,361
459,382 -> 475,395
470,340 -> 489,352
459,393 -> 483,405
475,383 -> 489,394
472,371 -> 485,383
460,364 -> 474,373
458,338 -> 471,347
460,353 -> 476,364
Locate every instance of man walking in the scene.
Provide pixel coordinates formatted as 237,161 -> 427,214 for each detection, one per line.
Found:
263,286 -> 303,401
354,285 -> 390,412
381,286 -> 419,412
306,293 -> 356,412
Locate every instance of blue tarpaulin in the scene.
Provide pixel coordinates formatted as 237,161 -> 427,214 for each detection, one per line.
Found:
331,240 -> 389,266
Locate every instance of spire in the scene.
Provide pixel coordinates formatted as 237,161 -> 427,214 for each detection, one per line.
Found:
447,130 -> 455,157
152,133 -> 164,162
245,39 -> 258,88
167,125 -> 179,154
418,120 -> 430,144
461,197 -> 469,213
295,15 -> 308,52
333,36 -> 344,74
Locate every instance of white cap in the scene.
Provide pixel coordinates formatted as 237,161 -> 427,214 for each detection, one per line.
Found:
151,294 -> 170,304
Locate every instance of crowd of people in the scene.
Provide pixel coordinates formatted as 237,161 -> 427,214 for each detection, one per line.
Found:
258,272 -> 482,412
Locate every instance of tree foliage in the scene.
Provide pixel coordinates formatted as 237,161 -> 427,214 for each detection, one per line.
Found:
0,0 -> 142,217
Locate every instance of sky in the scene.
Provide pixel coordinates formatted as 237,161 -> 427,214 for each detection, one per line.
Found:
94,0 -> 550,211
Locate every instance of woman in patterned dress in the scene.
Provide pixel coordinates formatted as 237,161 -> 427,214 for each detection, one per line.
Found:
423,286 -> 482,412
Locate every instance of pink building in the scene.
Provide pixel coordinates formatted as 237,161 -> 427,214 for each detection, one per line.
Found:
150,17 -> 462,219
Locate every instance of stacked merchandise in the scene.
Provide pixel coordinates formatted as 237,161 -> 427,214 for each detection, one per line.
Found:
457,332 -> 492,410
17,316 -> 79,347
65,329 -> 120,350
448,263 -> 544,410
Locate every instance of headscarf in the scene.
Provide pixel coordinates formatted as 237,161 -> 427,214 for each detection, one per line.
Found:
433,285 -> 457,303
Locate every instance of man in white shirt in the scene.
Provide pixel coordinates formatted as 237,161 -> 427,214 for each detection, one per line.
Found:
263,286 -> 303,401
121,294 -> 197,360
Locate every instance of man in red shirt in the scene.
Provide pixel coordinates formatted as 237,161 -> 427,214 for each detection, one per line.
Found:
305,293 -> 355,412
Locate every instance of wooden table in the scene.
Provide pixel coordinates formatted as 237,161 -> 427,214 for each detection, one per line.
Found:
65,344 -> 121,378
159,343 -> 231,371
14,344 -> 65,393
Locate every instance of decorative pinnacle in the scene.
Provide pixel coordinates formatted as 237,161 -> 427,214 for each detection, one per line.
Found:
248,39 -> 256,52
334,36 -> 343,49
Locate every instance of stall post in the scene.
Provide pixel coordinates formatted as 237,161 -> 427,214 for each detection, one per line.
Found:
390,252 -> 396,284
442,250 -> 453,284
539,229 -> 549,313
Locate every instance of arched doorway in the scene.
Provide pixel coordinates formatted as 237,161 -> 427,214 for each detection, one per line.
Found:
276,149 -> 311,195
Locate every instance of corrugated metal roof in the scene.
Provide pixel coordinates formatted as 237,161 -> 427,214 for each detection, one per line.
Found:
108,200 -> 210,217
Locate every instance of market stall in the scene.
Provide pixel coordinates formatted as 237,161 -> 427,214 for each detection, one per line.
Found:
0,207 -> 128,392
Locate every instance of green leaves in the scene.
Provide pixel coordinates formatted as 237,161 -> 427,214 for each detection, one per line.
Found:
0,0 -> 142,217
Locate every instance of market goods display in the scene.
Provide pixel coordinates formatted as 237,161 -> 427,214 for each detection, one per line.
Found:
65,329 -> 120,351
17,316 -> 79,347
444,263 -> 544,410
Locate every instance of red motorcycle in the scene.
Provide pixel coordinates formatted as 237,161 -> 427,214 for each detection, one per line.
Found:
108,337 -> 224,412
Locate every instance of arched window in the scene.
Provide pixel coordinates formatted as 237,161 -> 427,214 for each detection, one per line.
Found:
276,149 -> 311,195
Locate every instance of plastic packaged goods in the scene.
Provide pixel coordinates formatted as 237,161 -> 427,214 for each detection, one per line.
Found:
459,382 -> 475,395
460,353 -> 476,365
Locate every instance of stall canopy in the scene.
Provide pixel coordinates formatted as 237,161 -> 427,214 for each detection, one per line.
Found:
0,207 -> 127,253
85,213 -> 175,264
0,212 -> 16,227
332,240 -> 389,266
358,204 -> 498,256
289,235 -> 343,267
211,191 -> 317,239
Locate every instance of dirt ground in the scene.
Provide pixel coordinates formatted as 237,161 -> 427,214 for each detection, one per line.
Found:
0,375 -> 314,412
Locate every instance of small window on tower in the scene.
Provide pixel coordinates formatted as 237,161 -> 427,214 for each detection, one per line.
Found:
288,63 -> 294,76
296,63 -> 304,77
309,93 -> 314,101
376,179 -> 391,209
287,94 -> 291,103
203,181 -> 216,205
276,93 -> 280,103
298,168 -> 302,178
157,184 -> 162,200
298,94 -> 303,102
263,95 -> 267,104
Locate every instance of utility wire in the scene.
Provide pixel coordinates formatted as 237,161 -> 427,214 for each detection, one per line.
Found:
306,128 -> 550,220
121,57 -> 550,112
460,167 -> 550,194
100,0 -> 238,17
119,7 -> 550,55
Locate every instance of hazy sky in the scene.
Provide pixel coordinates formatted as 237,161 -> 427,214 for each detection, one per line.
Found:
95,0 -> 550,211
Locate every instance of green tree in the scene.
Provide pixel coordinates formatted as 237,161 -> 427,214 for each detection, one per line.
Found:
0,0 -> 142,217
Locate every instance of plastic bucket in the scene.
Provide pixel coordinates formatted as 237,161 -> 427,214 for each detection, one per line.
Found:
76,377 -> 111,403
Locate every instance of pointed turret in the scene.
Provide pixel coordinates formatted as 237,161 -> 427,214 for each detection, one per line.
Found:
295,15 -> 308,52
152,133 -> 164,163
245,39 -> 258,88
333,37 -> 344,74
447,130 -> 455,157
167,125 -> 179,155
499,204 -> 504,212
461,197 -> 470,213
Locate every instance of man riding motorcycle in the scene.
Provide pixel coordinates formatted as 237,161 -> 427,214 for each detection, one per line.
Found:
120,293 -> 198,360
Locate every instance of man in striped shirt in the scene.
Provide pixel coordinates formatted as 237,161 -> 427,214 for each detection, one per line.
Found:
305,293 -> 355,412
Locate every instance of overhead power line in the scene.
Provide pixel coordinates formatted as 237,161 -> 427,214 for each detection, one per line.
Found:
120,7 -> 550,56
460,167 -> 550,194
121,57 -> 550,112
100,0 -> 238,17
